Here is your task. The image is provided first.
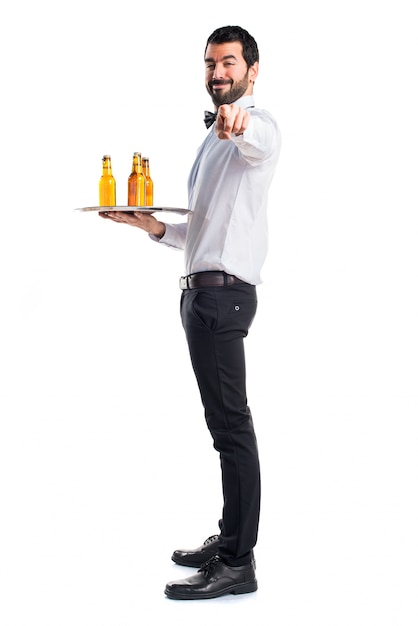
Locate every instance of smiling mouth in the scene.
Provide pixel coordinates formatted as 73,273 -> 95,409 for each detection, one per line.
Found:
211,81 -> 231,90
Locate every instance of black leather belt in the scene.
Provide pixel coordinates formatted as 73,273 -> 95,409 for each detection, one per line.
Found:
179,271 -> 246,290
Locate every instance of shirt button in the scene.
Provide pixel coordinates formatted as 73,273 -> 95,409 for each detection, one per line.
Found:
235,305 -> 240,311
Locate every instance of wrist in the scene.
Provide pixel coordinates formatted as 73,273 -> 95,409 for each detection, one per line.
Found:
152,222 -> 166,239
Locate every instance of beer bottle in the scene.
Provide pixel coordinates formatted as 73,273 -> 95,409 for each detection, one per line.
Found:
99,155 -> 116,206
142,157 -> 154,206
127,152 -> 145,206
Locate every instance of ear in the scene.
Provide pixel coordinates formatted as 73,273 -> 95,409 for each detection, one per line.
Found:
249,61 -> 259,82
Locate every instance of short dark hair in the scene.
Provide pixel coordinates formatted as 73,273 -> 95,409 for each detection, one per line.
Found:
205,25 -> 259,69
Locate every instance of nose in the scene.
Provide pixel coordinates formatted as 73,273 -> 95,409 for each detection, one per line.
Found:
212,63 -> 224,80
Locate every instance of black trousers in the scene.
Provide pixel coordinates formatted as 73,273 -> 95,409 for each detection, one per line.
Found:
180,281 -> 260,566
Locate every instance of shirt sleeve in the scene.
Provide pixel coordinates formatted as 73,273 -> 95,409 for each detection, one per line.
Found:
232,109 -> 281,165
149,221 -> 187,250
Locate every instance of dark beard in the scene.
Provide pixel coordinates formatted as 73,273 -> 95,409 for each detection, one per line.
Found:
207,73 -> 250,107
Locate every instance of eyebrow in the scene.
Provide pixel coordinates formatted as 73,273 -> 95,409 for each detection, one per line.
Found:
204,54 -> 238,63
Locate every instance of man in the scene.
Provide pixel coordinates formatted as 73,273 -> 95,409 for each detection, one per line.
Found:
100,25 -> 281,599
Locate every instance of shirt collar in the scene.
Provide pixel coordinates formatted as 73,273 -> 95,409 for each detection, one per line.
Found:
211,95 -> 255,114
232,95 -> 255,110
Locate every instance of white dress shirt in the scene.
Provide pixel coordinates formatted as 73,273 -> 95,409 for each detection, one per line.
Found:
154,95 -> 281,285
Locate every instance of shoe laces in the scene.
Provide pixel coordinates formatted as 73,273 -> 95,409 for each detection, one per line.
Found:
198,554 -> 223,576
203,534 -> 219,546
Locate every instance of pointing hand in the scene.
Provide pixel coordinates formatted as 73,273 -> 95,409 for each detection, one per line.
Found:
215,104 -> 250,140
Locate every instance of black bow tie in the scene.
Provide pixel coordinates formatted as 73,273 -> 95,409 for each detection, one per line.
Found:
204,110 -> 217,128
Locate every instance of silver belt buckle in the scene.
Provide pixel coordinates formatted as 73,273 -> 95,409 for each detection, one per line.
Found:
179,276 -> 188,289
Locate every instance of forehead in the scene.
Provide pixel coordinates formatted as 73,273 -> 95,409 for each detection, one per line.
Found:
204,41 -> 245,62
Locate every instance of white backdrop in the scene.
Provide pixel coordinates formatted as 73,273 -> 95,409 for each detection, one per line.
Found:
1,1 -> 417,625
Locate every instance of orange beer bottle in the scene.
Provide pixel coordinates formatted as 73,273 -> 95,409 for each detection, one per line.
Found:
127,152 -> 145,206
99,155 -> 116,206
142,156 -> 154,206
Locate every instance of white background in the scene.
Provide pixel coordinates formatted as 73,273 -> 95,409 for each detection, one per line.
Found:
1,1 -> 417,624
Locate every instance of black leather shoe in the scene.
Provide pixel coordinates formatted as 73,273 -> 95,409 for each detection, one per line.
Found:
165,555 -> 257,600
171,534 -> 220,567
